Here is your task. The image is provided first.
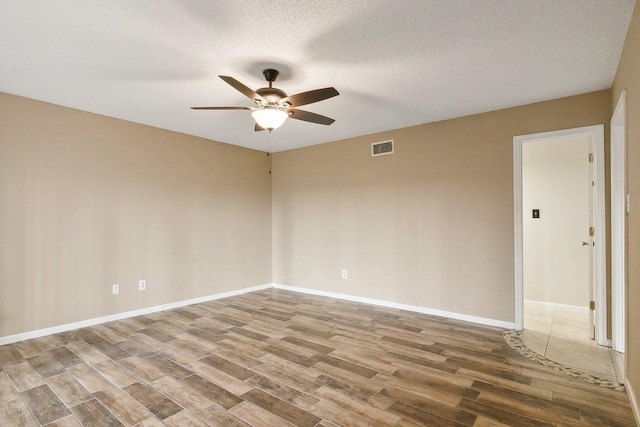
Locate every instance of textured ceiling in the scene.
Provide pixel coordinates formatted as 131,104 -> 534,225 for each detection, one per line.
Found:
0,1 -> 636,152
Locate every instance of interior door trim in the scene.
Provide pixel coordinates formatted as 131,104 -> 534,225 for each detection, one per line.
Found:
611,90 -> 627,354
513,125 -> 607,346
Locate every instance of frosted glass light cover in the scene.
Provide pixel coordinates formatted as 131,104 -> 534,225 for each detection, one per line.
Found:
251,108 -> 288,130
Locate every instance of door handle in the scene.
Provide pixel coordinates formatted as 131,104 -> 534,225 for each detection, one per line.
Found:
582,241 -> 589,246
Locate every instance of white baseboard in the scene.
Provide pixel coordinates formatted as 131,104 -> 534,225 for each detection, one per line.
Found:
0,282 -> 517,345
0,283 -> 272,346
627,379 -> 640,427
273,284 -> 515,329
524,299 -> 589,314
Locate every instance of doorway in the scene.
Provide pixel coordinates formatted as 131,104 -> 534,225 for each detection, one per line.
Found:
522,135 -> 592,328
513,125 -> 606,345
519,135 -> 618,378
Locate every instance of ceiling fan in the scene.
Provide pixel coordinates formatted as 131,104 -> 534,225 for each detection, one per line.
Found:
191,69 -> 339,132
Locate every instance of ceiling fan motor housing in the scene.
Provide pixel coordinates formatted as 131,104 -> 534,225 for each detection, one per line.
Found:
257,69 -> 287,104
256,87 -> 287,104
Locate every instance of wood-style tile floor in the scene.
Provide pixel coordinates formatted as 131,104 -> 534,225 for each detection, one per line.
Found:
0,289 -> 636,426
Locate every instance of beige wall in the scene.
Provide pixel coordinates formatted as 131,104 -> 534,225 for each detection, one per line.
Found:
0,92 -> 272,337
523,136 -> 591,307
272,90 -> 611,323
612,2 -> 640,415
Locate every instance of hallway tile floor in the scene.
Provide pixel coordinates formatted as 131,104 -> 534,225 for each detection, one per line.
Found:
521,303 -> 620,383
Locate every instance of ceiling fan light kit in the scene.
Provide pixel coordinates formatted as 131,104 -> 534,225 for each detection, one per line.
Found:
192,68 -> 339,132
251,107 -> 288,132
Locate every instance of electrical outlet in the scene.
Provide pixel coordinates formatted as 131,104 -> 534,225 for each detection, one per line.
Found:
139,279 -> 146,291
112,284 -> 120,295
342,270 -> 348,279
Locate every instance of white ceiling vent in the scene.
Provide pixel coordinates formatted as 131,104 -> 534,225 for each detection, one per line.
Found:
371,139 -> 394,157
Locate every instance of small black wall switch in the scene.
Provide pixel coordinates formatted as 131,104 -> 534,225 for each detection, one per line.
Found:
532,209 -> 540,219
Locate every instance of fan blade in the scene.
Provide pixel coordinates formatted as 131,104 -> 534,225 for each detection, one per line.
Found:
255,123 -> 266,132
190,106 -> 252,110
288,109 -> 335,125
219,75 -> 264,103
281,87 -> 339,107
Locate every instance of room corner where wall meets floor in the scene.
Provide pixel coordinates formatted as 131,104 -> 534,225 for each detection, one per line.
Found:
0,284 -> 514,346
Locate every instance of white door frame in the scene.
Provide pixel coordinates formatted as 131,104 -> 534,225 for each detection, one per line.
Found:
513,125 -> 607,346
611,91 -> 627,353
